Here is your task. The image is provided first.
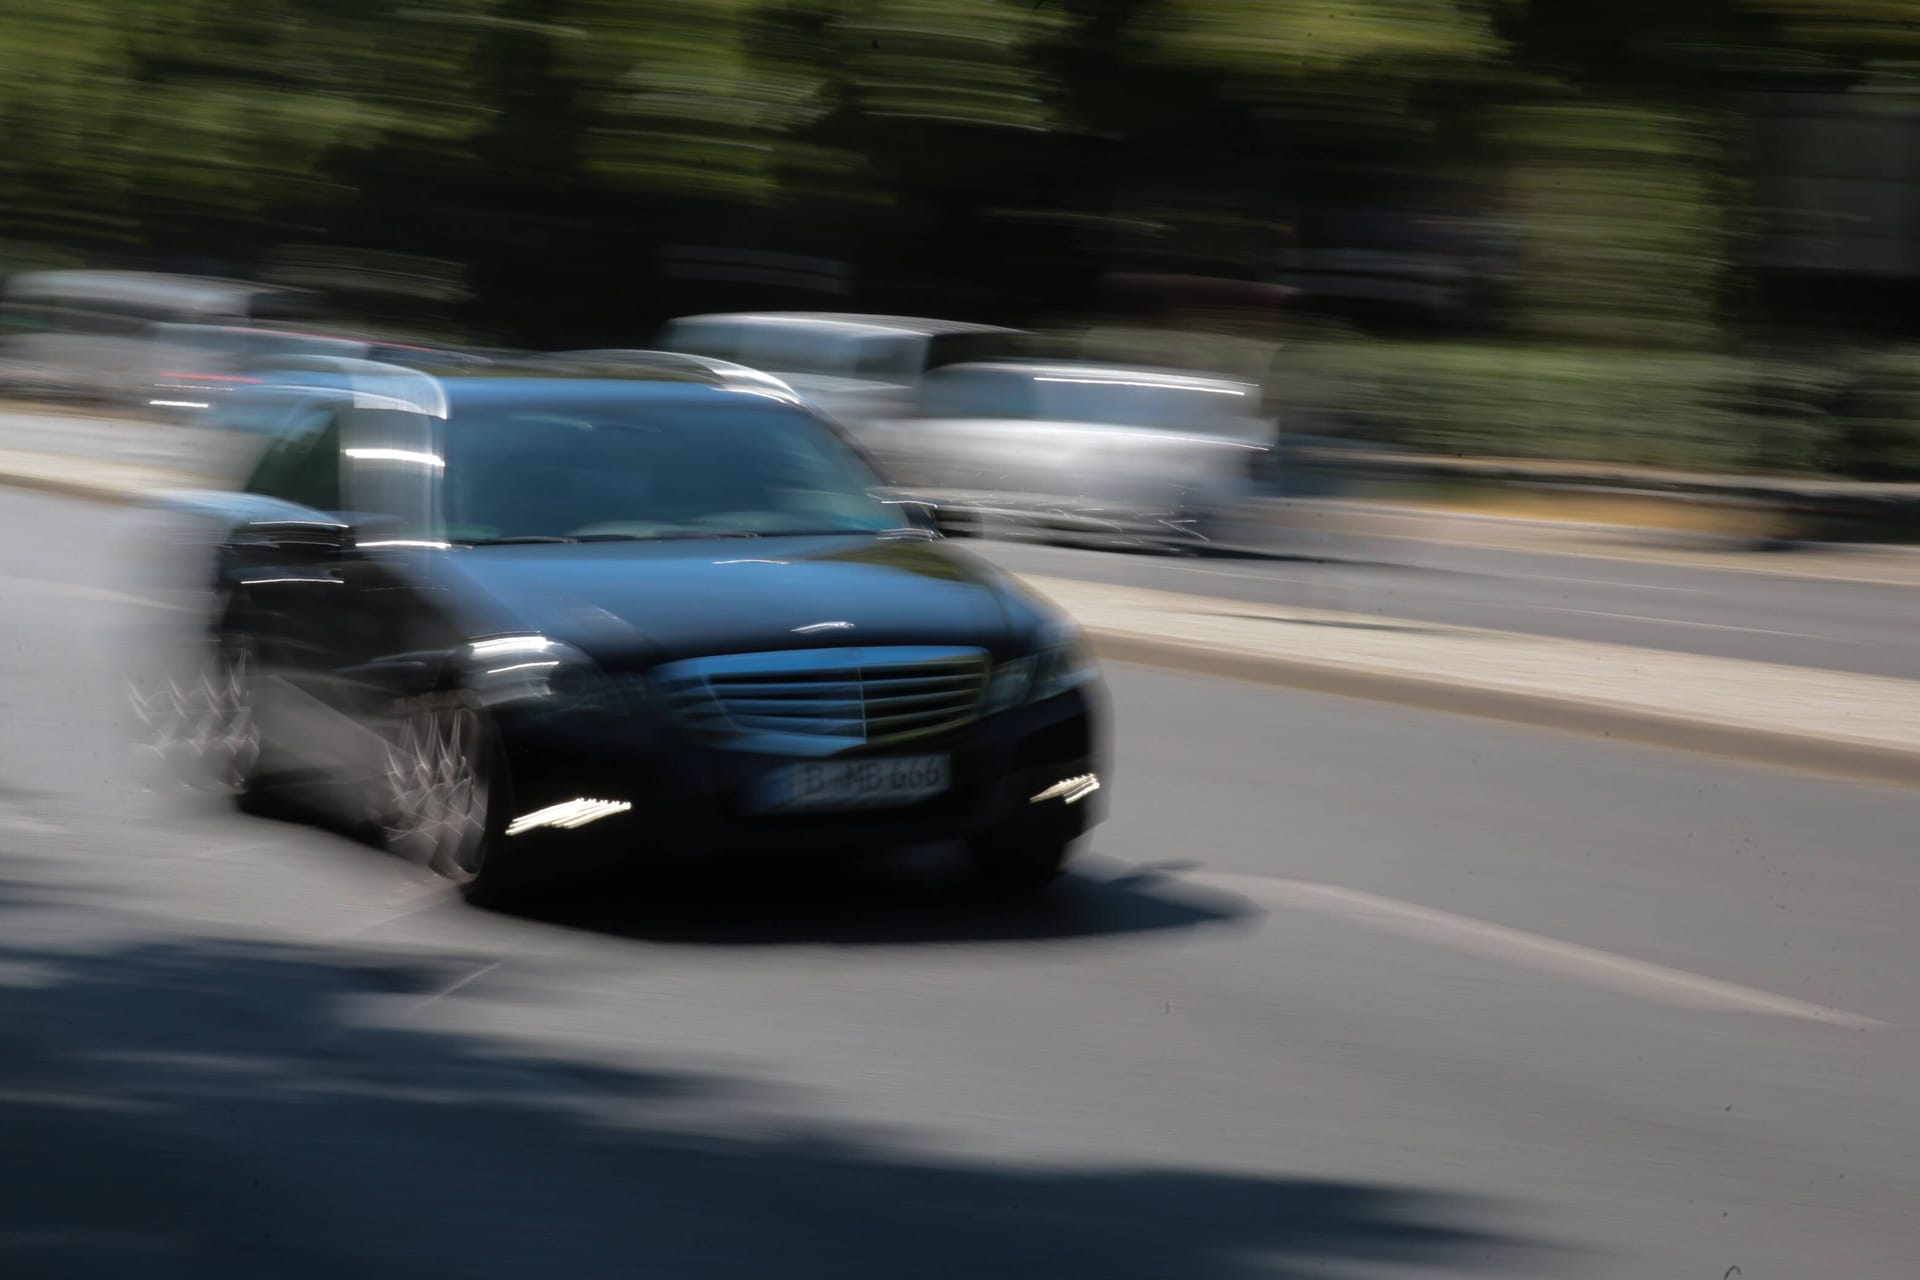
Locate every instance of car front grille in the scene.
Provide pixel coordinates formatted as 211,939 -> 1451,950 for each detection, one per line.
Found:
652,646 -> 990,756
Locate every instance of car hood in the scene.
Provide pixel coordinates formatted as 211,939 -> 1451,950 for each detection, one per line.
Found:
440,534 -> 1037,668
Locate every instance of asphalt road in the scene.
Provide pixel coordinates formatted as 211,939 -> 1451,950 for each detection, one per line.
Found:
1,485 -> 1917,1278
4,404 -> 1918,679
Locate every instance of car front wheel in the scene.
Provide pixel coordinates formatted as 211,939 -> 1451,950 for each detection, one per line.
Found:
380,694 -> 519,905
129,631 -> 264,797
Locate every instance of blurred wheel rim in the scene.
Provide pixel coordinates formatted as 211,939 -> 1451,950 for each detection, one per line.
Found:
130,636 -> 260,791
383,701 -> 490,879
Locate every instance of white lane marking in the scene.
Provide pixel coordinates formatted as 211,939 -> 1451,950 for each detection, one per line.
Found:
416,959 -> 505,1008
1508,602 -> 1856,643
1456,567 -> 1701,593
178,838 -> 283,864
1189,872 -> 1891,1031
1187,566 -> 1313,585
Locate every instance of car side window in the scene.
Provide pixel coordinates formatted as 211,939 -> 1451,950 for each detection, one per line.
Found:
665,321 -> 740,361
744,326 -> 844,376
243,408 -> 343,512
918,370 -> 1036,419
852,336 -> 916,381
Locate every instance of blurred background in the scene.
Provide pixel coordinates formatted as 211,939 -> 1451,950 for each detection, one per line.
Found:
7,0 -> 1920,500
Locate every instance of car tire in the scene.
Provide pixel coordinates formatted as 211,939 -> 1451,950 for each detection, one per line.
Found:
965,821 -> 1077,896
379,693 -> 521,907
129,629 -> 265,799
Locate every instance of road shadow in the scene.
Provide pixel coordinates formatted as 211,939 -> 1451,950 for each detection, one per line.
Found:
0,927 -> 1570,1280
498,853 -> 1262,949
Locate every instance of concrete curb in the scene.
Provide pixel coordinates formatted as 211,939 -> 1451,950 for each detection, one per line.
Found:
1089,631 -> 1920,790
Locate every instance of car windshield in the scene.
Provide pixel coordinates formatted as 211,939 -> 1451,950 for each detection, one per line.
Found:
441,399 -> 905,542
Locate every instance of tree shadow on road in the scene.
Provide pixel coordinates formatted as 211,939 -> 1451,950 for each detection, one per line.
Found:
0,928 -> 1573,1280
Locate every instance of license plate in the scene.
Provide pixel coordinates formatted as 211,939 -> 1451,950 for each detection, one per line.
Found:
757,755 -> 951,814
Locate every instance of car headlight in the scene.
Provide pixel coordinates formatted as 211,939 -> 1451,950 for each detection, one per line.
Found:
465,635 -> 622,712
983,622 -> 1098,713
1031,624 -> 1099,702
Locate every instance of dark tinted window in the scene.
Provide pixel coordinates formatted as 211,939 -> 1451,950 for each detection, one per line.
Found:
440,399 -> 899,542
851,335 -> 918,380
662,321 -> 741,361
738,326 -> 854,375
918,369 -> 1038,419
243,408 -> 343,512
55,304 -> 147,338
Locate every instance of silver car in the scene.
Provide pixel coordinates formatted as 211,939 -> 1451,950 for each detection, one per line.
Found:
864,361 -> 1279,553
657,312 -> 1023,428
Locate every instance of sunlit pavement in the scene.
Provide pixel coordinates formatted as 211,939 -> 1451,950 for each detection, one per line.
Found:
3,484 -> 1920,1278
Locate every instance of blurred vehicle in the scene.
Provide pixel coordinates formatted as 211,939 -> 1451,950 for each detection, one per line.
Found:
871,361 -> 1280,553
657,312 -> 1023,427
0,271 -> 321,406
514,349 -> 806,402
142,324 -> 470,419
137,356 -> 1107,904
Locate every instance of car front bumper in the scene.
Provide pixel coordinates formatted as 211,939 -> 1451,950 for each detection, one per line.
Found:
492,684 -> 1106,871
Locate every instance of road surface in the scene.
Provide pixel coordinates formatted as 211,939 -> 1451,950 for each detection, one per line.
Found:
0,486 -> 1917,1277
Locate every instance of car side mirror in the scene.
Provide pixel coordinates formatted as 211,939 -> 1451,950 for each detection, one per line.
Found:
234,516 -> 353,557
232,512 -> 408,558
874,490 -> 940,532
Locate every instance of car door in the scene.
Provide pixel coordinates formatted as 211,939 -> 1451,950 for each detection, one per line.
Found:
325,404 -> 466,737
222,400 -> 363,773
228,398 -> 464,780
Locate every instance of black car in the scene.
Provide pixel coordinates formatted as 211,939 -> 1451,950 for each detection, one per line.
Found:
142,357 -> 1107,904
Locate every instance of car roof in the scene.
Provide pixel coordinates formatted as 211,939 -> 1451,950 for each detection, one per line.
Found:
667,312 -> 1018,338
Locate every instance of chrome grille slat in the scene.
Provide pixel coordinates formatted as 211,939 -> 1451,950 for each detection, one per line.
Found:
652,645 -> 991,755
703,674 -> 977,693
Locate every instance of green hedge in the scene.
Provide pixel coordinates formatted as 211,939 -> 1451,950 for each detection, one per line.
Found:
1278,341 -> 1834,473
1828,348 -> 1920,480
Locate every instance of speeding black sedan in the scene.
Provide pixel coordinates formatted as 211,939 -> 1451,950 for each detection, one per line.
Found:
143,356 -> 1107,904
